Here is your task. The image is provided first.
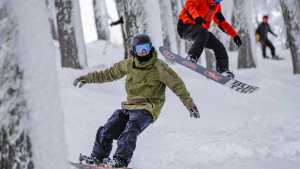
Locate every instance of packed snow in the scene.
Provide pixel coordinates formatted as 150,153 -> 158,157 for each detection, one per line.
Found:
59,40 -> 300,169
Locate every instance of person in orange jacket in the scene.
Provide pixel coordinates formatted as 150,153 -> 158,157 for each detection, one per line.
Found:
177,0 -> 242,78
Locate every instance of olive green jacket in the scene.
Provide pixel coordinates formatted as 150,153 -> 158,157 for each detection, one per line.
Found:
80,52 -> 195,120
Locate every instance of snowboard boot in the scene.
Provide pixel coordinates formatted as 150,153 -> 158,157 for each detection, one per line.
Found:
81,154 -> 110,166
101,157 -> 111,166
81,155 -> 101,165
186,55 -> 198,64
272,55 -> 280,60
220,70 -> 235,79
107,157 -> 128,168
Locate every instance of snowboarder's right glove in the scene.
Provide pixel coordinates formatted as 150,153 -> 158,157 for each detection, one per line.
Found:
189,105 -> 200,119
195,17 -> 205,27
73,77 -> 87,88
233,35 -> 242,47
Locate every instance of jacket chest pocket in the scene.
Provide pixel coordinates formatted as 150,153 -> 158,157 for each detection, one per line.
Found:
127,71 -> 159,87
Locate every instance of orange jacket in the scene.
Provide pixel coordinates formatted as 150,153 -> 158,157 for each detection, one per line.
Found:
179,0 -> 238,37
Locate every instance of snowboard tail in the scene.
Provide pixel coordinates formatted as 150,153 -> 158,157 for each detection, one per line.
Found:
159,46 -> 259,94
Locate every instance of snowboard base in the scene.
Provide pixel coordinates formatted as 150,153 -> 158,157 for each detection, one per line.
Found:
159,46 -> 259,94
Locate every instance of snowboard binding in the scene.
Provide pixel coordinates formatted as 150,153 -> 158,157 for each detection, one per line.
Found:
79,153 -> 101,165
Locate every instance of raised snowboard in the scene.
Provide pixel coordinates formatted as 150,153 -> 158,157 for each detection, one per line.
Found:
159,46 -> 259,94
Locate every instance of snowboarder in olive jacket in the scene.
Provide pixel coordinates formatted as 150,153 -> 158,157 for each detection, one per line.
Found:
73,34 -> 199,168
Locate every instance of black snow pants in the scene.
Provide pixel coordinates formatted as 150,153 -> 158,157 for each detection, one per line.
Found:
177,20 -> 229,72
91,109 -> 153,164
261,38 -> 276,58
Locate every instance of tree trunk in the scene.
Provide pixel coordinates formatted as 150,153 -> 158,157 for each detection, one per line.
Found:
114,0 -> 127,58
115,0 -> 163,57
1,1 -> 68,169
45,0 -> 58,40
0,3 -> 33,169
280,0 -> 300,74
115,0 -> 146,56
205,49 -> 216,70
170,0 -> 185,55
234,0 -> 257,69
93,0 -> 110,40
159,0 -> 177,52
55,0 -> 87,69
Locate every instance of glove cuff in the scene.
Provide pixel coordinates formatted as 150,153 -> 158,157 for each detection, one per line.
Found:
195,17 -> 205,25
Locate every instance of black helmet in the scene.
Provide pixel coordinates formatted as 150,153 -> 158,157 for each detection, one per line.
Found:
131,34 -> 152,47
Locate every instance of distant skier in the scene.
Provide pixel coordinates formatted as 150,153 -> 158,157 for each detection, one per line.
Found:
73,34 -> 199,168
177,0 -> 242,78
255,15 -> 278,59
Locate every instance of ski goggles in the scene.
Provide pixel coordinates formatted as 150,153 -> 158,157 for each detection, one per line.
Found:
214,0 -> 223,4
134,43 -> 152,56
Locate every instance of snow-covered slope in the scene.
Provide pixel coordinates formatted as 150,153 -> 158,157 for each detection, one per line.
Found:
60,41 -> 300,169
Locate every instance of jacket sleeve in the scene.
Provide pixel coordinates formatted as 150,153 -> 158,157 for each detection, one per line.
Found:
213,7 -> 238,37
267,24 -> 276,36
156,61 -> 196,111
184,0 -> 204,19
80,59 -> 128,83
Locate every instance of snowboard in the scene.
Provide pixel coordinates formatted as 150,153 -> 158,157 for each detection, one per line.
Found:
264,56 -> 284,60
69,161 -> 131,169
271,57 -> 284,61
69,154 -> 131,169
159,46 -> 259,94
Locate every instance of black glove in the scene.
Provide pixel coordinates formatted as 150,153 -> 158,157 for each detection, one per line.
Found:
233,35 -> 242,47
189,105 -> 200,119
195,17 -> 205,26
73,77 -> 87,88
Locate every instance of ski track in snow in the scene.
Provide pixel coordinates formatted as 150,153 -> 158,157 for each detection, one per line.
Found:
59,41 -> 300,169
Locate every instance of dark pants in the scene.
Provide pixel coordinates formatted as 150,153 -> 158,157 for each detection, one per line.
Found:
91,109 -> 153,164
261,38 -> 276,58
177,21 -> 229,72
